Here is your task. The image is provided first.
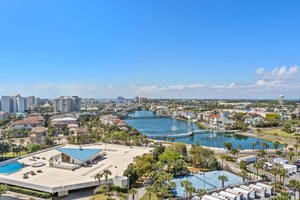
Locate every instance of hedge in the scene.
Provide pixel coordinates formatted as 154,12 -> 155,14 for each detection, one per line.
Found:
7,185 -> 52,199
110,185 -> 128,193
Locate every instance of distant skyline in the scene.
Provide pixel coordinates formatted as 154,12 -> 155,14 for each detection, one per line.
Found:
0,1 -> 299,99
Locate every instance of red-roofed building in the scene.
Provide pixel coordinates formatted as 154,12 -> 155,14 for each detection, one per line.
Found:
13,117 -> 45,130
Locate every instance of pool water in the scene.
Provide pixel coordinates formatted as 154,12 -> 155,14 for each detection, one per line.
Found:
172,170 -> 244,197
0,162 -> 23,174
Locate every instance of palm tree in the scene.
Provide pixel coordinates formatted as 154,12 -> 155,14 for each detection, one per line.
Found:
239,170 -> 248,182
181,180 -> 195,199
119,193 -> 128,200
271,191 -> 291,200
288,179 -> 298,200
251,142 -> 256,151
237,144 -> 242,151
296,180 -> 300,200
218,175 -> 228,188
256,128 -> 261,140
180,180 -> 191,199
239,160 -> 247,171
220,154 -> 226,169
223,142 -> 232,151
270,166 -> 279,193
94,172 -> 104,185
277,168 -> 288,187
170,137 -> 175,145
274,132 -> 278,140
253,161 -> 263,180
230,148 -> 239,158
146,185 -> 154,200
283,143 -> 288,156
129,188 -> 138,200
276,150 -> 283,157
287,150 -> 295,162
103,169 -> 112,184
196,189 -> 206,200
261,142 -> 269,156
273,141 -> 280,152
258,149 -> 265,158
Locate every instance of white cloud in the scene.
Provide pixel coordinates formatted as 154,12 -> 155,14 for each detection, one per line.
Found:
257,66 -> 300,81
0,66 -> 299,99
256,68 -> 265,75
227,82 -> 236,88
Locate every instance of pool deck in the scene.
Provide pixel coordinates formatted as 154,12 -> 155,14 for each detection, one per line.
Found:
0,143 -> 151,194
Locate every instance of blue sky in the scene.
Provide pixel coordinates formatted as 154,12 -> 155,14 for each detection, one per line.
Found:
0,0 -> 299,99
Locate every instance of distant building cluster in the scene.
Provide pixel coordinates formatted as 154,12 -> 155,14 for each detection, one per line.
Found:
53,96 -> 81,113
0,94 -> 82,114
139,97 -> 147,104
0,94 -> 39,114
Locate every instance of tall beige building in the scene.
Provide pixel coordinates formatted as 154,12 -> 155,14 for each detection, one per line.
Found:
53,96 -> 81,113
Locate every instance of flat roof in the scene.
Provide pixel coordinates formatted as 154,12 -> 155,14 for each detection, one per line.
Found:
0,144 -> 151,194
56,147 -> 102,162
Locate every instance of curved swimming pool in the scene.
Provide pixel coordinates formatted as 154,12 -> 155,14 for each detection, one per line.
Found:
0,162 -> 23,174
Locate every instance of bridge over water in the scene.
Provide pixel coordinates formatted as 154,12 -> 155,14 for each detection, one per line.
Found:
147,129 -> 229,139
124,115 -> 168,120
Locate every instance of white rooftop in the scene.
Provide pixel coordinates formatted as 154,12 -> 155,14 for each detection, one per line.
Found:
0,144 -> 151,193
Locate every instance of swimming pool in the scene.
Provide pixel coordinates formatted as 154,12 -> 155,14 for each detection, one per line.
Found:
172,170 -> 244,197
0,162 -> 23,174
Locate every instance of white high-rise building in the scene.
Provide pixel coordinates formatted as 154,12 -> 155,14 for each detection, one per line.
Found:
278,95 -> 284,106
1,96 -> 11,113
1,95 -> 28,113
11,96 -> 18,113
16,95 -> 26,112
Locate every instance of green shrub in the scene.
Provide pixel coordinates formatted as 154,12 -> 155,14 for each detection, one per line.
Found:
7,185 -> 51,199
110,185 -> 127,193
94,184 -> 110,194
223,155 -> 235,162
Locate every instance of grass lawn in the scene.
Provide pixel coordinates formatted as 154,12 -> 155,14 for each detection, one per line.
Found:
89,194 -> 109,200
140,192 -> 158,200
261,128 -> 297,139
4,151 -> 27,157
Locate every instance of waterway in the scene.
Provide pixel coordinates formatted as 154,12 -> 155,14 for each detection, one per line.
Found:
125,110 -> 275,150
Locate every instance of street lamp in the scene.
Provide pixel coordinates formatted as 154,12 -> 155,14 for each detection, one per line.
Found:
127,174 -> 131,194
203,172 -> 205,190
